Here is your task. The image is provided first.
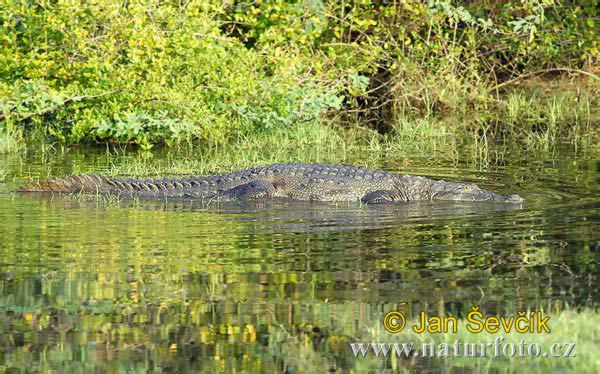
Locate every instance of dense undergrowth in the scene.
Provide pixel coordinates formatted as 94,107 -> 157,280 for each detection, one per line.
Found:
1,0 -> 599,153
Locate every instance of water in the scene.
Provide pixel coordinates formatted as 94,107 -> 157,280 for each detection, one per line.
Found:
0,145 -> 598,373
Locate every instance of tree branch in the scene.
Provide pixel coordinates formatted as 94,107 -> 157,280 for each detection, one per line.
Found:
489,68 -> 600,92
0,90 -> 118,122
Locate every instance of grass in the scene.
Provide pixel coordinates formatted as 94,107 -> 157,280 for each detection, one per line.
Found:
103,82 -> 599,179
102,119 -> 382,176
0,129 -> 24,154
388,72 -> 599,148
500,88 -> 596,147
102,120 -> 467,178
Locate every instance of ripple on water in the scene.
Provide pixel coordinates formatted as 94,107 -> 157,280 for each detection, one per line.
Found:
0,146 -> 598,373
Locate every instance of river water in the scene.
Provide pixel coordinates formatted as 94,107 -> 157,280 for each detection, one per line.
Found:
0,144 -> 598,373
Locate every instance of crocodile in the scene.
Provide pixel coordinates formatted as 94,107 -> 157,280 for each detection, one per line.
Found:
18,163 -> 524,204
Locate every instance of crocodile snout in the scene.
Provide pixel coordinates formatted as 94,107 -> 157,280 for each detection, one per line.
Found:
504,194 -> 524,203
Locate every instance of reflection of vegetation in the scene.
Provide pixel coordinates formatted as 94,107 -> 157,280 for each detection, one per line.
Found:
1,288 -> 598,373
1,142 -> 598,371
355,309 -> 600,373
1,180 -> 598,371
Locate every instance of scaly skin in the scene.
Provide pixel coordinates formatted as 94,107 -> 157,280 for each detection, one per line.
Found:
18,163 -> 524,204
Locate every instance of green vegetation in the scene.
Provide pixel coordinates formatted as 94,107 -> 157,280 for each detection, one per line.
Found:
0,128 -> 24,154
1,0 -> 599,151
2,3 -> 599,372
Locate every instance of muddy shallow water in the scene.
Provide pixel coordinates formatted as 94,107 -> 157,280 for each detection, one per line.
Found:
0,144 -> 598,373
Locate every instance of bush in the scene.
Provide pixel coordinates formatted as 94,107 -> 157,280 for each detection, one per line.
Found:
0,1 -> 342,146
219,0 -> 599,132
0,1 -> 598,147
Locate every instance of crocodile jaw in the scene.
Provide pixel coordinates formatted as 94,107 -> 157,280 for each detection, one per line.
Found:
429,181 -> 524,203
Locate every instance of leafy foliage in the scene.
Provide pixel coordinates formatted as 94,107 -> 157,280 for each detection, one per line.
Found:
219,0 -> 599,134
0,0 -> 598,147
0,1 -> 341,146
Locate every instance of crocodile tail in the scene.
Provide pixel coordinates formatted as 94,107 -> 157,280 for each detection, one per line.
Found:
18,174 -> 110,193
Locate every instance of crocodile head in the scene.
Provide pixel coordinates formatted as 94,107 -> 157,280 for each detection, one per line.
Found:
429,181 -> 524,203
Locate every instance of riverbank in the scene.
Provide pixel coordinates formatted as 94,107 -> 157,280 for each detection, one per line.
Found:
2,72 -> 598,155
2,75 -> 599,157
1,1 -> 598,154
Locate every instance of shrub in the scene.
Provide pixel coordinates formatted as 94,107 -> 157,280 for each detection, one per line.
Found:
0,1 -> 341,146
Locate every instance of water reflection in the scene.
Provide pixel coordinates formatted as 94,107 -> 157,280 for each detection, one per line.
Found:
0,145 -> 598,373
15,193 -> 526,231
